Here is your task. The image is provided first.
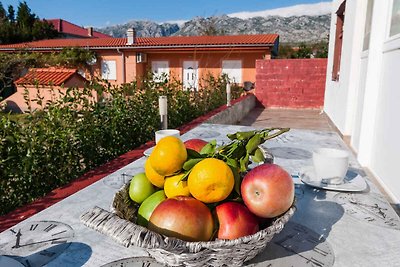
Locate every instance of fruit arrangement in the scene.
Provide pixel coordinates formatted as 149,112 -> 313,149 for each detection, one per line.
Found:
126,128 -> 294,242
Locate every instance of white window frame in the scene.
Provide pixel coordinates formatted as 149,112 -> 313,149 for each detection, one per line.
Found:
363,0 -> 375,51
151,61 -> 169,82
389,0 -> 400,38
384,0 -> 400,52
101,60 -> 117,80
222,60 -> 242,84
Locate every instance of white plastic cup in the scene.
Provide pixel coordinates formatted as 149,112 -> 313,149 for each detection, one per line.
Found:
155,129 -> 180,144
312,148 -> 349,185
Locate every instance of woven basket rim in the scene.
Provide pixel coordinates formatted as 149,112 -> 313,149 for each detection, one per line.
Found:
111,184 -> 296,250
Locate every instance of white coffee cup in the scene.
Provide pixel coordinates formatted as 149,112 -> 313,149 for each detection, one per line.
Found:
312,148 -> 349,185
155,129 -> 180,144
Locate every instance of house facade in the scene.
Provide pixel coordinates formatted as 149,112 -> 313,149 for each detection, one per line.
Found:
325,0 -> 400,203
2,68 -> 88,112
0,32 -> 279,91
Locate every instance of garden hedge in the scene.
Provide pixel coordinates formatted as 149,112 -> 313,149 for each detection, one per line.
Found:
0,75 -> 242,215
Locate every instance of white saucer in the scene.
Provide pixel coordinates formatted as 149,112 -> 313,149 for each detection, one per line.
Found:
143,147 -> 154,157
300,166 -> 368,192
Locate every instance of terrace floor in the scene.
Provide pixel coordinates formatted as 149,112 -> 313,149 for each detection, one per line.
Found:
237,107 -> 400,215
238,107 -> 337,132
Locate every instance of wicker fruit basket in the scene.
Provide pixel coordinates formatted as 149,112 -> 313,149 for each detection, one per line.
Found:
81,184 -> 296,267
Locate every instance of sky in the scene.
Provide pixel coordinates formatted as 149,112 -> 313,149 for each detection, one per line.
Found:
0,0 -> 331,28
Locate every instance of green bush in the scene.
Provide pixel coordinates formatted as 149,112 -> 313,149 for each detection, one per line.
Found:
0,76 -> 242,215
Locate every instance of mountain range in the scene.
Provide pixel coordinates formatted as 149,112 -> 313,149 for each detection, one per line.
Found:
97,14 -> 331,44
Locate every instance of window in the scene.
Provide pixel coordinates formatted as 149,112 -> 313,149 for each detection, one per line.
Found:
222,60 -> 242,84
151,61 -> 169,82
390,0 -> 400,37
332,1 -> 346,81
101,60 -> 117,80
363,0 -> 374,51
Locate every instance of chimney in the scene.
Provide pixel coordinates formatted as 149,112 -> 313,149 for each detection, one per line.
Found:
87,27 -> 93,37
126,28 -> 136,45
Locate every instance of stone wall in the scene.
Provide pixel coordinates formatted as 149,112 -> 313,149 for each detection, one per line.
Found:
205,94 -> 256,124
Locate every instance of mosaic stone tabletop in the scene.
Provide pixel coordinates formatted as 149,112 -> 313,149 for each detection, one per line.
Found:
1,123 -> 400,267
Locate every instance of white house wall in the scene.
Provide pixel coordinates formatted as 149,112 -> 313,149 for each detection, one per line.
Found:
370,49 -> 400,203
325,0 -> 400,203
324,0 -> 366,135
351,56 -> 368,153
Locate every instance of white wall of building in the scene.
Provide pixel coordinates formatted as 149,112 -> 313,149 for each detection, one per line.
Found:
325,0 -> 400,203
324,0 -> 367,136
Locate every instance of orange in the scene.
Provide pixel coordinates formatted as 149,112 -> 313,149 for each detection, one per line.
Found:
149,136 -> 187,176
145,159 -> 165,188
164,173 -> 191,198
188,158 -> 234,203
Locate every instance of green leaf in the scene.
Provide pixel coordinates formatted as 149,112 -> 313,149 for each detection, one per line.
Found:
183,158 -> 203,171
239,153 -> 250,173
251,147 -> 265,163
186,148 -> 204,159
180,169 -> 192,181
229,165 -> 241,196
236,131 -> 255,141
200,139 -> 217,155
226,133 -> 237,140
225,157 -> 238,168
245,134 -> 261,154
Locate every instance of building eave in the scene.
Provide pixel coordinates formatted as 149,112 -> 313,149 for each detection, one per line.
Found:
0,43 -> 275,52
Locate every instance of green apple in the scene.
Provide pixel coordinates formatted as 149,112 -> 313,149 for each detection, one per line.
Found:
129,173 -> 156,204
137,190 -> 166,227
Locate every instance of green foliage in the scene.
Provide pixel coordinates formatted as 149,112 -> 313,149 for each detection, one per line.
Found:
313,41 -> 329,58
0,1 -> 59,45
0,75 -> 242,215
0,49 -> 96,100
277,41 -> 329,59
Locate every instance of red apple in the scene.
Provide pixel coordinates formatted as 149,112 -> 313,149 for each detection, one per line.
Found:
148,196 -> 214,241
216,202 -> 259,240
184,138 -> 208,153
241,163 -> 294,218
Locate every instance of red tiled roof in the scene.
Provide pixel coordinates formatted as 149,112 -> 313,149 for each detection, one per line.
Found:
0,34 -> 278,50
15,68 -> 84,86
47,19 -> 111,38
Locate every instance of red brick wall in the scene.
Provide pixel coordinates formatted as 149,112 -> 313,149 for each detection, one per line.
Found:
255,58 -> 327,108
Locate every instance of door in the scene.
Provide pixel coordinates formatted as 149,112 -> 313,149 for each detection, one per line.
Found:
183,61 -> 199,91
152,61 -> 169,82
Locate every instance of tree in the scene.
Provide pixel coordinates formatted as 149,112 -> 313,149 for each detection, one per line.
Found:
32,19 -> 59,41
0,1 -> 58,44
16,1 -> 37,42
7,5 -> 15,22
277,44 -> 296,59
0,2 -> 6,21
292,43 -> 313,58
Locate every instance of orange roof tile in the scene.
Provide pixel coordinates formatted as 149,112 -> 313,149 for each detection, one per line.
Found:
15,68 -> 85,86
0,34 -> 278,51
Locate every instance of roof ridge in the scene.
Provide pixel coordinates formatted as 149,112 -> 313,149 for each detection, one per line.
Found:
0,34 -> 278,50
29,67 -> 77,72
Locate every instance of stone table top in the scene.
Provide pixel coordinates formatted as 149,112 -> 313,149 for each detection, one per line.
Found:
1,123 -> 400,267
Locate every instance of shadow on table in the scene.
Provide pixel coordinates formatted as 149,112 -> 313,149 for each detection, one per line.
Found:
246,190 -> 345,267
9,242 -> 92,267
268,147 -> 312,160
